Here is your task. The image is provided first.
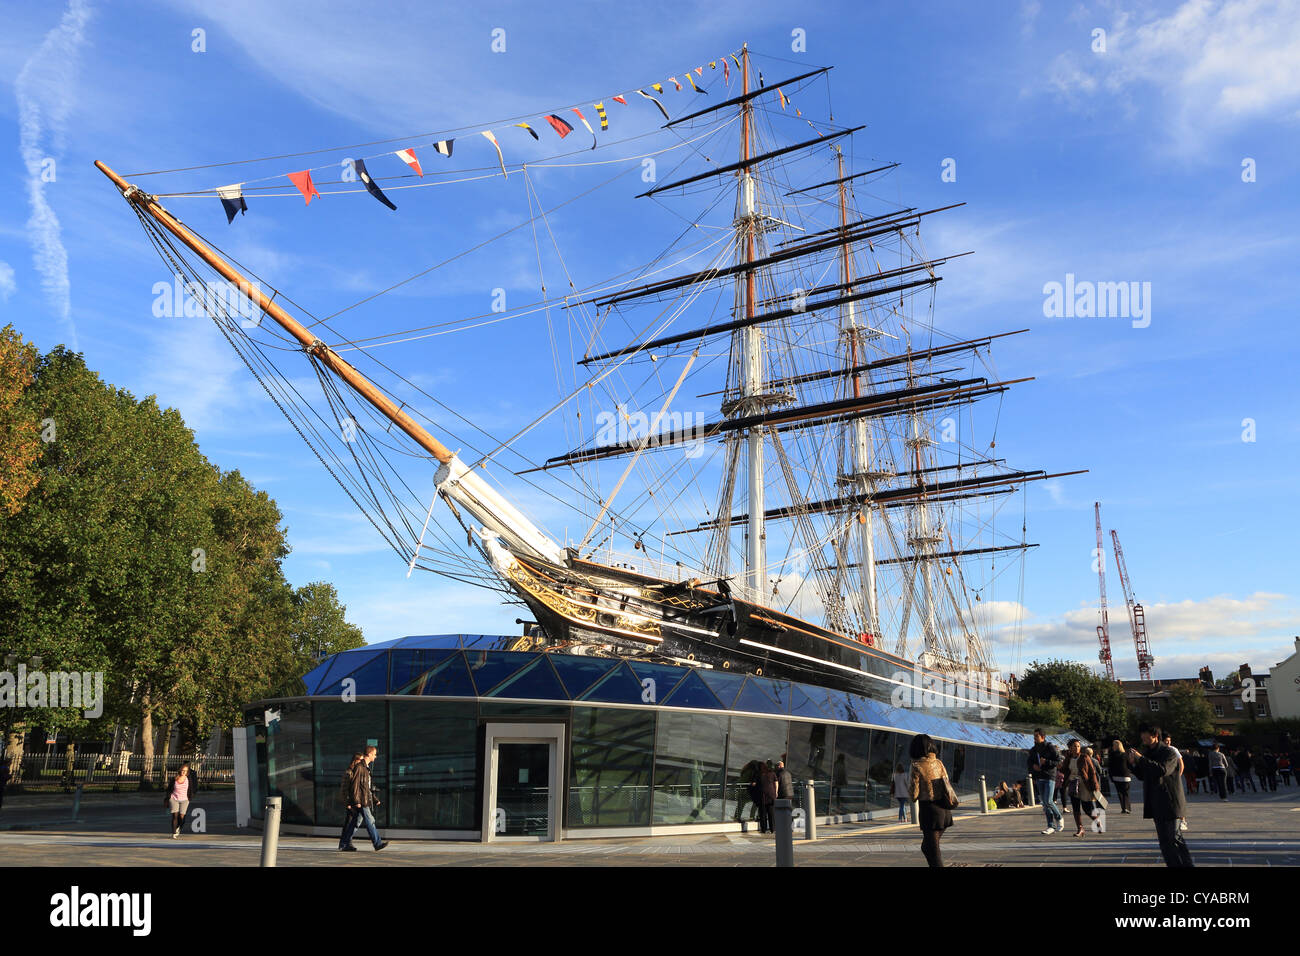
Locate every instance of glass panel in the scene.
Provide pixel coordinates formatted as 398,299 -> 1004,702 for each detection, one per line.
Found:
660,670 -> 725,710
568,707 -> 655,827
831,725 -> 872,815
697,669 -> 749,708
266,701 -> 314,825
387,700 -> 478,830
478,702 -> 568,719
392,634 -> 464,649
950,744 -> 970,789
309,652 -> 369,697
867,730 -> 900,810
419,652 -> 478,697
724,716 -> 789,825
390,648 -> 456,694
301,659 -> 333,696
789,684 -> 830,719
731,677 -> 786,715
652,712 -> 728,824
494,743 -> 551,836
465,651 -> 538,695
627,661 -> 690,704
786,722 -> 834,787
580,662 -> 648,704
313,700 -> 388,829
316,651 -> 388,697
751,677 -> 792,714
548,655 -> 618,699
486,657 -> 568,700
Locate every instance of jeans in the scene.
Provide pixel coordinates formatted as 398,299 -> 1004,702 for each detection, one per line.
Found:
1154,818 -> 1194,867
340,806 -> 382,849
1038,778 -> 1062,826
896,797 -> 908,821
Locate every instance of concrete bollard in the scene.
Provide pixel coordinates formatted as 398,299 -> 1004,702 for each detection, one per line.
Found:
804,780 -> 817,841
260,796 -> 282,867
774,798 -> 794,867
980,774 -> 988,814
1027,776 -> 1036,807
911,799 -> 920,825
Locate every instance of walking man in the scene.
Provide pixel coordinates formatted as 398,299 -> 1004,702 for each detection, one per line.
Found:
1208,743 -> 1229,801
1128,723 -> 1194,867
1029,729 -> 1064,834
340,745 -> 388,852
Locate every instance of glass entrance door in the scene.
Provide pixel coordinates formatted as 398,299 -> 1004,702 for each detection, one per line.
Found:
494,743 -> 551,837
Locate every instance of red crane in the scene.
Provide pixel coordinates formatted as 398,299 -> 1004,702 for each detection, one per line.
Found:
1111,529 -> 1155,680
1094,503 -> 1116,681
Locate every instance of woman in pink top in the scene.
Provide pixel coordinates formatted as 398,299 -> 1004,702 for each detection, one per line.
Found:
163,761 -> 196,839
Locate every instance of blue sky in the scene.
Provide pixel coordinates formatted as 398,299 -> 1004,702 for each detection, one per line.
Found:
3,0 -> 1298,684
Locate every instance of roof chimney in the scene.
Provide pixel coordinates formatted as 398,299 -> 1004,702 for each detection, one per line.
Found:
1239,663 -> 1252,679
1198,666 -> 1214,688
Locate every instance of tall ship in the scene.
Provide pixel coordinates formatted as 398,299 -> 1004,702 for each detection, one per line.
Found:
97,46 -> 1080,725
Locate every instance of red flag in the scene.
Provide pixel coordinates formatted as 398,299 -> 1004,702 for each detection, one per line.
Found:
288,170 -> 320,205
544,114 -> 574,138
669,76 -> 682,91
612,95 -> 627,104
723,57 -> 730,83
394,148 -> 423,177
695,66 -> 704,75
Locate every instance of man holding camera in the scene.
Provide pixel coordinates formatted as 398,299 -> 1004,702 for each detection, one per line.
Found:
1127,723 -> 1194,867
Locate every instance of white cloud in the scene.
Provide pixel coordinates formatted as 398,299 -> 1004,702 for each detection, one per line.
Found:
14,0 -> 92,348
0,261 -> 15,302
989,591 -> 1300,678
1046,0 -> 1300,148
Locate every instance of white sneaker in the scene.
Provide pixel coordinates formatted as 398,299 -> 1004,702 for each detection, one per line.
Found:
1178,820 -> 1188,832
172,831 -> 179,840
1041,826 -> 1058,835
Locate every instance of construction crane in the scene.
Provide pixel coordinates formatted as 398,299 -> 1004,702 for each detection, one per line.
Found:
1093,503 -> 1116,681
1111,529 -> 1155,679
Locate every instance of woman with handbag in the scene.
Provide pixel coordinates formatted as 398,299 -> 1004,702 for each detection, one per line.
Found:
907,733 -> 956,867
1060,739 -> 1100,836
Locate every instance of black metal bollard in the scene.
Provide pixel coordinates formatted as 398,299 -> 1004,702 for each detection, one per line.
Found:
980,774 -> 988,813
774,798 -> 794,867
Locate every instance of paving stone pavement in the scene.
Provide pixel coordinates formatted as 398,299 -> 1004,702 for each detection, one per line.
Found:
1,785 -> 1297,866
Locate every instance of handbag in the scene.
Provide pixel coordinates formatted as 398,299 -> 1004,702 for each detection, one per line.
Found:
930,770 -> 959,810
1094,791 -> 1108,810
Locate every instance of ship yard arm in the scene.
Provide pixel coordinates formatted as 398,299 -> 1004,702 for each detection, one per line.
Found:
93,160 -> 564,570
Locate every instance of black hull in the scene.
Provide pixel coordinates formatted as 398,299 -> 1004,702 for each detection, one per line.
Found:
505,554 -> 1006,723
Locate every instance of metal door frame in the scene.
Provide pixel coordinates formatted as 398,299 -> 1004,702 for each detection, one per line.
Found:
481,722 -> 565,843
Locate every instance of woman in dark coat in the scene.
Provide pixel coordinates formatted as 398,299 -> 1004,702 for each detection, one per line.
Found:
757,761 -> 778,835
907,733 -> 953,867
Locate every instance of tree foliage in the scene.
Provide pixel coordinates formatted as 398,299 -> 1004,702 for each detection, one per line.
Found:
1016,659 -> 1129,744
1006,695 -> 1070,728
0,324 -> 43,516
1163,682 -> 1215,745
0,342 -> 363,762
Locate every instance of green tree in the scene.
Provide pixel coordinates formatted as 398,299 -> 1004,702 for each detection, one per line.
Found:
290,581 -> 365,671
1163,682 -> 1215,745
1007,696 -> 1070,728
0,324 -> 42,515
1017,659 -> 1128,744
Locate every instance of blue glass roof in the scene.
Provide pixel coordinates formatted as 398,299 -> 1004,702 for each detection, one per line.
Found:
296,634 -> 1048,750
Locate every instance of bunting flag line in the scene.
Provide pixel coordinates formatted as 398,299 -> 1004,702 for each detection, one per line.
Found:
685,72 -> 705,94
668,76 -> 682,91
652,82 -> 664,93
354,158 -> 397,210
514,122 -> 539,140
288,170 -> 320,205
216,184 -> 247,223
394,148 -> 423,177
723,56 -> 730,83
777,87 -> 789,110
695,66 -> 704,76
612,94 -> 627,104
709,60 -> 716,69
594,101 -> 608,130
571,108 -> 597,149
730,54 -> 741,71
544,113 -> 573,138
636,89 -> 670,122
480,130 -> 507,177
433,139 -> 454,157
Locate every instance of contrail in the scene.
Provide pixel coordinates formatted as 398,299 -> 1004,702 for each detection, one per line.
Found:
15,0 -> 94,350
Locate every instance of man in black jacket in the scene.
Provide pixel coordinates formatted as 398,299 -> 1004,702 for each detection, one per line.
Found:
1128,723 -> 1194,867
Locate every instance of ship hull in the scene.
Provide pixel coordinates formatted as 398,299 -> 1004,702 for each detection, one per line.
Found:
501,552 -> 1007,723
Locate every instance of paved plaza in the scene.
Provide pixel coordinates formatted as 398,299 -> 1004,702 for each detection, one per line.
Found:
1,784 -> 1297,866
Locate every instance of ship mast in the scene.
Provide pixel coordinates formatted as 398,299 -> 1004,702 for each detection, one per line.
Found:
738,45 -> 766,602
834,146 -> 881,638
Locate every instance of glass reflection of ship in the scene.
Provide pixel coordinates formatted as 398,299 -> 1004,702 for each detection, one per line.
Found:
98,46 -> 1081,725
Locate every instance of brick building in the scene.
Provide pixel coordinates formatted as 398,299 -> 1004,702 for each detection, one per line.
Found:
1120,664 -> 1271,737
